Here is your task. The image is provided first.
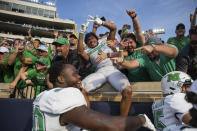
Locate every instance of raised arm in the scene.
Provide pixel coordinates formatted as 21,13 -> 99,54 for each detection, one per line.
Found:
102,20 -> 117,40
126,9 -> 145,45
78,21 -> 90,61
190,7 -> 197,29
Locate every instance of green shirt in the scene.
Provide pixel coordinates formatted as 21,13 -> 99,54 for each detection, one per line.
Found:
0,57 -> 14,83
167,36 -> 190,51
12,50 -> 37,77
125,43 -> 151,82
137,44 -> 177,81
27,69 -> 47,96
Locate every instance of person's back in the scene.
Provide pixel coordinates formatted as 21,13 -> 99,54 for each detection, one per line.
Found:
152,71 -> 193,131
152,93 -> 192,130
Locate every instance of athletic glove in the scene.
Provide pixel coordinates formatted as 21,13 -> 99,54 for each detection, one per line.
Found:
88,15 -> 103,25
79,20 -> 90,34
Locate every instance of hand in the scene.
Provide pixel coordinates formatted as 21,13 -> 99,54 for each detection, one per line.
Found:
88,15 -> 103,25
25,80 -> 32,85
106,40 -> 116,48
93,23 -> 100,28
14,45 -> 19,54
140,114 -> 156,131
54,30 -> 58,37
9,81 -> 17,89
79,20 -> 90,34
134,45 -> 154,54
96,53 -> 107,62
126,9 -> 137,19
27,28 -> 31,35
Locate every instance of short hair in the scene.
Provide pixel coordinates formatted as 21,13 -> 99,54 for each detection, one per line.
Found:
186,91 -> 197,105
176,23 -> 185,30
34,39 -> 41,44
121,33 -> 137,43
189,25 -> 197,37
48,60 -> 68,86
84,32 -> 98,44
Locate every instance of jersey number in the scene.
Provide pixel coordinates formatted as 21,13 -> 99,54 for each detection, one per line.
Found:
153,109 -> 165,130
32,106 -> 46,131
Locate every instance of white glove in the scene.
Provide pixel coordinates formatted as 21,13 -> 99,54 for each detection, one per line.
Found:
88,15 -> 103,25
79,20 -> 90,34
140,114 -> 156,131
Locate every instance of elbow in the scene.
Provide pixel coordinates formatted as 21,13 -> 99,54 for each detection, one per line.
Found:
170,49 -> 179,58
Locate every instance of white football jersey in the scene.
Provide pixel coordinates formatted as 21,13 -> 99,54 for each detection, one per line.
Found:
152,93 -> 192,131
32,87 -> 87,131
163,124 -> 192,131
85,40 -> 113,69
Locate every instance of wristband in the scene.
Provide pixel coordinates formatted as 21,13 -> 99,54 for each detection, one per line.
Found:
131,14 -> 137,19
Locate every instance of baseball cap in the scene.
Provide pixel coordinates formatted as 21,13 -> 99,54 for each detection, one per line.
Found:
0,46 -> 9,53
70,33 -> 78,39
36,57 -> 48,65
37,45 -> 48,52
52,37 -> 69,45
145,36 -> 162,45
176,23 -> 185,30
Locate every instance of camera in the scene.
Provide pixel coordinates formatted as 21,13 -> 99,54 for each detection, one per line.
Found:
123,24 -> 131,30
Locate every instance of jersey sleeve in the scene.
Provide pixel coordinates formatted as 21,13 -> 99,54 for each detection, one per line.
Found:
39,87 -> 87,114
166,93 -> 192,121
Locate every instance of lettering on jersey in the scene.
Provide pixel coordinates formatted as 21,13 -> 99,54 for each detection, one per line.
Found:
87,42 -> 106,55
167,73 -> 180,82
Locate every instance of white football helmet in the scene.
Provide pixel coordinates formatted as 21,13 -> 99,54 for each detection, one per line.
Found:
161,71 -> 193,94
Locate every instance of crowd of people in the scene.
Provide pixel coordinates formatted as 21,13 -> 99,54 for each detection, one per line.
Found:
0,7 -> 197,131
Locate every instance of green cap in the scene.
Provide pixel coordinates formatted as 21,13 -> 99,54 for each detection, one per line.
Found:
36,57 -> 48,65
52,37 -> 69,46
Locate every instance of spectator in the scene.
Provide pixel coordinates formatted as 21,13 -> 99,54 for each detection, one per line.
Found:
8,40 -> 37,89
176,26 -> 197,80
120,9 -> 151,82
167,23 -> 190,51
69,33 -> 78,50
152,71 -> 193,131
0,46 -> 14,83
112,36 -> 178,81
37,44 -> 52,68
78,17 -> 132,116
32,61 -> 156,131
21,57 -> 49,97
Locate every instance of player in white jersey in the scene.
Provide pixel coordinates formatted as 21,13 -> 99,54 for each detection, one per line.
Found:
32,61 -> 156,131
152,71 -> 193,131
163,80 -> 197,131
78,16 -> 132,116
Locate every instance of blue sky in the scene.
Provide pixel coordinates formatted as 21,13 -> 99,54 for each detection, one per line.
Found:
55,0 -> 196,42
